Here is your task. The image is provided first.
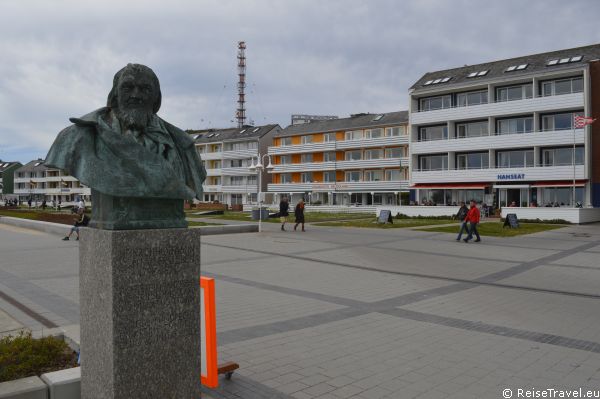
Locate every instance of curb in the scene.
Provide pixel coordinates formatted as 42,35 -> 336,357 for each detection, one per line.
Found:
0,216 -> 257,236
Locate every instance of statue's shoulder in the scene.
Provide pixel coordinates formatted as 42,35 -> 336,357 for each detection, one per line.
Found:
161,118 -> 194,148
68,107 -> 109,127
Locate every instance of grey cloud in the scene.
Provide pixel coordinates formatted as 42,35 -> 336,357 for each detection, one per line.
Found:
0,0 -> 599,162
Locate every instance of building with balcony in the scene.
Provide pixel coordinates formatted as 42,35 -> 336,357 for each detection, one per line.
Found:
0,161 -> 22,198
409,43 -> 600,209
268,111 -> 409,205
13,159 -> 91,205
191,124 -> 281,206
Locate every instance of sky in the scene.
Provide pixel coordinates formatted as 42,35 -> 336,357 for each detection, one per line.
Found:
1,0 -> 599,164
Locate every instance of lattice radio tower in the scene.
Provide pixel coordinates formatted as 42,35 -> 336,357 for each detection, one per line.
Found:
236,41 -> 246,128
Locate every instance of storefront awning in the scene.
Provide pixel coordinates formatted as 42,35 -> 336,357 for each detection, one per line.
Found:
532,180 -> 586,188
411,183 -> 489,189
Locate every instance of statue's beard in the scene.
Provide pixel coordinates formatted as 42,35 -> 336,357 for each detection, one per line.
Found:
115,107 -> 153,131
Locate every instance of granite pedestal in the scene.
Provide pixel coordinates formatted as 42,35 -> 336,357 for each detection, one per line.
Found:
79,228 -> 201,399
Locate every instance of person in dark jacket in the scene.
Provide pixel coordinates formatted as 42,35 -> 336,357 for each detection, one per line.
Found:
279,197 -> 290,231
62,209 -> 90,241
294,199 -> 305,232
455,202 -> 469,241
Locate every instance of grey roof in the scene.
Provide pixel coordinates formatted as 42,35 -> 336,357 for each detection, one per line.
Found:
16,159 -> 51,174
276,111 -> 408,137
411,43 -> 600,91
0,161 -> 22,173
189,124 -> 280,144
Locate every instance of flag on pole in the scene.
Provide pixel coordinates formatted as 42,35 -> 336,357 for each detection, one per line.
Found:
574,115 -> 596,128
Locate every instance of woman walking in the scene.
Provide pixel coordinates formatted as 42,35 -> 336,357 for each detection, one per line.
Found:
279,197 -> 290,231
294,199 -> 305,232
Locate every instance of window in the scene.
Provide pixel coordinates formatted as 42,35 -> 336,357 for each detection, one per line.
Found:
301,135 -> 313,144
364,149 -> 383,160
420,95 -> 451,111
323,152 -> 336,162
323,171 -> 336,182
457,121 -> 488,138
496,84 -> 532,102
497,150 -> 534,168
542,147 -> 584,166
247,176 -> 257,185
345,151 -> 362,161
385,147 -> 404,158
496,116 -> 533,135
457,90 -> 488,107
364,170 -> 383,181
230,176 -> 244,186
385,126 -> 406,136
456,152 -> 489,170
547,56 -> 583,66
419,125 -> 448,141
301,153 -> 313,163
280,173 -> 291,183
280,137 -> 292,146
301,172 -> 313,183
345,171 -> 361,182
419,155 -> 448,171
364,128 -> 383,139
541,77 -> 583,96
372,114 -> 384,121
541,187 -> 583,207
467,70 -> 489,78
345,130 -> 363,140
385,169 -> 402,181
541,111 -> 583,131
279,155 -> 291,164
247,141 -> 258,149
323,133 -> 336,142
229,159 -> 242,167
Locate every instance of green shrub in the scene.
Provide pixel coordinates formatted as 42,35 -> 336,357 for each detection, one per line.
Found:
500,217 -> 570,224
0,332 -> 78,382
395,213 -> 453,220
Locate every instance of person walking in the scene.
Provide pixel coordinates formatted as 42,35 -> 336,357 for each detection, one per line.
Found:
62,208 -> 90,241
455,202 -> 469,241
463,200 -> 481,243
279,197 -> 290,231
294,198 -> 305,232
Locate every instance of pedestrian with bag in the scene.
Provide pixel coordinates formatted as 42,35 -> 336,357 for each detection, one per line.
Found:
279,196 -> 290,231
455,202 -> 469,241
463,200 -> 481,243
294,198 -> 305,232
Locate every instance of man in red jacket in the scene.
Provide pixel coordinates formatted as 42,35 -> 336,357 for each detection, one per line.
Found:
463,200 -> 481,243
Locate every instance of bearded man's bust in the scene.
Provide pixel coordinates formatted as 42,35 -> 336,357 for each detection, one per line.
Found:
45,64 -> 206,230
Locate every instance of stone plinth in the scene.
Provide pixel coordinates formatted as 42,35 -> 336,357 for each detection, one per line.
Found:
79,228 -> 201,399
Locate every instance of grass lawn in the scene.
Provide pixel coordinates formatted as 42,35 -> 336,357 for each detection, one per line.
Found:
187,221 -> 222,227
419,221 -> 566,237
200,211 -> 372,223
314,218 -> 455,228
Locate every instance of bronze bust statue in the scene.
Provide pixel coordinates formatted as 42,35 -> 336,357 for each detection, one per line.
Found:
45,64 -> 206,229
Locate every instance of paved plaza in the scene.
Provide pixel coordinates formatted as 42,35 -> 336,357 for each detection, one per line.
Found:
1,221 -> 600,398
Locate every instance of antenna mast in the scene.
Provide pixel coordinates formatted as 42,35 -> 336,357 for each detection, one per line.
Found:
236,41 -> 246,128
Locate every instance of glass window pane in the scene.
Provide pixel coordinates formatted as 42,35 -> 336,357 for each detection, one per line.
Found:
572,77 -> 583,92
555,80 -> 571,95
575,147 -> 584,164
543,82 -> 553,96
524,84 -> 532,98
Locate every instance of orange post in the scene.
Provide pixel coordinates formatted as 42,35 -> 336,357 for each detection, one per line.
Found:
200,277 -> 218,388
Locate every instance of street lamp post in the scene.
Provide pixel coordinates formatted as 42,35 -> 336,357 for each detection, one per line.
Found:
249,154 -> 273,232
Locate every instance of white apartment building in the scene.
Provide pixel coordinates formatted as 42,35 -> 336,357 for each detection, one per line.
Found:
192,125 -> 281,206
267,111 -> 410,205
409,44 -> 600,210
14,159 -> 91,205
